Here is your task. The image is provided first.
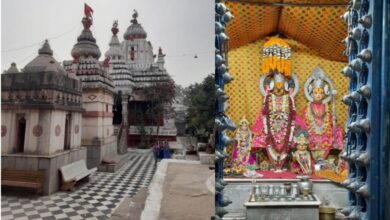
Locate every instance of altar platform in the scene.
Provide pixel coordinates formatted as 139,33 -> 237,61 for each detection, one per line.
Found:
222,173 -> 348,220
245,194 -> 322,220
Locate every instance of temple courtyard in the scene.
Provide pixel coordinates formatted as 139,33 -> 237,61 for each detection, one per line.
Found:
1,150 -> 155,220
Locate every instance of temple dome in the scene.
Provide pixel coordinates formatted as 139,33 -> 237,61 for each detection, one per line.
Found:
123,10 -> 147,40
24,40 -> 66,74
71,17 -> 101,59
5,63 -> 20,74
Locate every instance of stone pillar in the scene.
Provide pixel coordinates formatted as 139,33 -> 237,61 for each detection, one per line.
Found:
121,94 -> 129,125
117,94 -> 129,154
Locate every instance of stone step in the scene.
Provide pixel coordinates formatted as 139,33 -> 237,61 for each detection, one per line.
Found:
222,212 -> 246,220
98,152 -> 131,173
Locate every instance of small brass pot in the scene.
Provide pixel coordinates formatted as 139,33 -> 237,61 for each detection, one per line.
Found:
319,206 -> 336,220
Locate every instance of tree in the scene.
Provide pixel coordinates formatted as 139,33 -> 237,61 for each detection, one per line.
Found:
133,79 -> 176,148
183,74 -> 215,142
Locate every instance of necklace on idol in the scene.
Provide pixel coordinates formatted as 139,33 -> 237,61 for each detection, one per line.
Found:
264,93 -> 294,149
307,103 -> 329,134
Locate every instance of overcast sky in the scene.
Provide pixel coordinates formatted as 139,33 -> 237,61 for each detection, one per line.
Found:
1,0 -> 213,87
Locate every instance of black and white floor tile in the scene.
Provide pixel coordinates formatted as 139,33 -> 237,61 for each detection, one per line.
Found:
1,150 -> 156,220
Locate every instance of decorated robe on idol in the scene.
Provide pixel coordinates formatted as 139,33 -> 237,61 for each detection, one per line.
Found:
230,117 -> 259,177
251,38 -> 307,172
302,67 -> 344,162
290,129 -> 315,175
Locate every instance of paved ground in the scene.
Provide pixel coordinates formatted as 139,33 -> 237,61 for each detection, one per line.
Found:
1,150 -> 156,220
157,162 -> 214,220
140,160 -> 214,220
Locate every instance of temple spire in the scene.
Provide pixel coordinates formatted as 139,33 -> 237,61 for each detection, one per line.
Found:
105,20 -> 122,58
131,10 -> 138,24
5,62 -> 20,74
123,9 -> 147,40
111,20 -> 119,36
39,40 -> 53,56
157,47 -> 165,69
71,4 -> 101,60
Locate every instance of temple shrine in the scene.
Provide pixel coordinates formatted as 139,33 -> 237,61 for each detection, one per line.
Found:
215,0 -> 390,219
1,41 -> 86,195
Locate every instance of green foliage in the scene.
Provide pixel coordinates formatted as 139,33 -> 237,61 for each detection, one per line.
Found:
184,74 -> 215,139
133,79 -> 176,149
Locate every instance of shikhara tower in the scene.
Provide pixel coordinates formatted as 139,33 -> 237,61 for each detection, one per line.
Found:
105,10 -> 177,146
64,12 -> 118,169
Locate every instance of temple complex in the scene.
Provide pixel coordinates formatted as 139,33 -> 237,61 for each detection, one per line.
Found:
1,41 -> 86,195
0,7 -> 178,197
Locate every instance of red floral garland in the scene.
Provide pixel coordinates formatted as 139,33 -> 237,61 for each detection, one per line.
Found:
264,94 -> 294,153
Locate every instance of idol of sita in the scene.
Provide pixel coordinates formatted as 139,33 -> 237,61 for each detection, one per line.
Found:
302,66 -> 344,162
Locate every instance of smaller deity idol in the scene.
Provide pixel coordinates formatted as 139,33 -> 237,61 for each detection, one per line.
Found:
231,117 -> 257,175
291,130 -> 314,175
303,66 -> 344,161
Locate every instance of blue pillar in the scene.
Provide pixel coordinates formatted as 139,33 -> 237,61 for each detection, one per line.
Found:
343,0 -> 388,219
380,0 -> 390,219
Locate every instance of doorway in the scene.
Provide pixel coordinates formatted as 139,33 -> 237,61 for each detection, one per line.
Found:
64,114 -> 71,150
15,117 -> 26,153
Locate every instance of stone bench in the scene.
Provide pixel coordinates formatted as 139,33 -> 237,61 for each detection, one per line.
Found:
59,160 -> 97,191
1,169 -> 45,194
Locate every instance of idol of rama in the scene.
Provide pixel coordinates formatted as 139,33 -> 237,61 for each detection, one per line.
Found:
251,37 -> 306,172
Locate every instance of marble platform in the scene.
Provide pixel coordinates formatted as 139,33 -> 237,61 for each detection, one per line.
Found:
222,178 -> 348,220
245,194 -> 321,220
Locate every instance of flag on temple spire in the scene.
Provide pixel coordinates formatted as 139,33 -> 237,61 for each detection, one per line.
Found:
84,3 -> 94,18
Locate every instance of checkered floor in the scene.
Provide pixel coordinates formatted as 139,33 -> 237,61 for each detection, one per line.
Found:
1,150 -> 156,220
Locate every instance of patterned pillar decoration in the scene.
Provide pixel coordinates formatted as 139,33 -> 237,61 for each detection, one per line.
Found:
215,1 -> 235,219
380,1 -> 390,219
339,0 -> 384,219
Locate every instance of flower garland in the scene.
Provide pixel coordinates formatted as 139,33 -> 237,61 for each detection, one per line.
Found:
263,93 -> 295,153
269,94 -> 289,134
261,37 -> 292,77
306,103 -> 331,135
